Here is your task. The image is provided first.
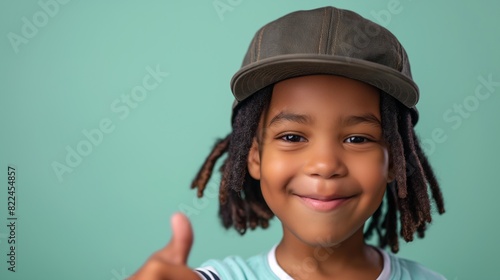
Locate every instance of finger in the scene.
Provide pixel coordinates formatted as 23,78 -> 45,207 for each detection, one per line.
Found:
130,260 -> 201,280
154,212 -> 194,265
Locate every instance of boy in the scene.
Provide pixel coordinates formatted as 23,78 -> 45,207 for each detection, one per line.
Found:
131,6 -> 445,280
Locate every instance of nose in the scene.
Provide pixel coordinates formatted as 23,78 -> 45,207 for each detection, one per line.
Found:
302,140 -> 347,179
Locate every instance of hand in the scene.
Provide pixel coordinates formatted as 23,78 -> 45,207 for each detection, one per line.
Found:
129,213 -> 201,280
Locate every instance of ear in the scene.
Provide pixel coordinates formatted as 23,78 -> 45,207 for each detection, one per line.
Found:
247,138 -> 261,180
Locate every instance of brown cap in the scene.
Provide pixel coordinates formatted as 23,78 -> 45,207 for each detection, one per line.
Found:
231,6 -> 419,122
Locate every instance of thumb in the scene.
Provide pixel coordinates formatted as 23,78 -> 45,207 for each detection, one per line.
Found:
155,212 -> 194,265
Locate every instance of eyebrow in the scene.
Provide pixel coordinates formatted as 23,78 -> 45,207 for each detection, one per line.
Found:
268,111 -> 381,127
268,111 -> 311,127
342,113 -> 382,128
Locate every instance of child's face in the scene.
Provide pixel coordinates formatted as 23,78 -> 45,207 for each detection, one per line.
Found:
247,75 -> 391,247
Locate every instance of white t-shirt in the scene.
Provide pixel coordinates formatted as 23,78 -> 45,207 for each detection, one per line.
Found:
195,245 -> 446,280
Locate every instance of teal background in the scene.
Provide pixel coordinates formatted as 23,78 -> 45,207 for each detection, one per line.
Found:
0,0 -> 499,279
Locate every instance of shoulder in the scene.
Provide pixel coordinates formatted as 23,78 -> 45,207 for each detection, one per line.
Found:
195,251 -> 278,280
386,252 -> 447,280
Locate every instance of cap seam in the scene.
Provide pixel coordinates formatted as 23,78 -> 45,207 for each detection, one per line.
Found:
318,8 -> 327,54
250,35 -> 256,63
330,8 -> 341,55
257,25 -> 267,61
396,40 -> 402,71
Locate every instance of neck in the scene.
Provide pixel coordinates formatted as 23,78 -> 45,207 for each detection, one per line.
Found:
275,227 -> 382,279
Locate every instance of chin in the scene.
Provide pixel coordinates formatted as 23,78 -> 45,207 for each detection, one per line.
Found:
293,226 -> 357,249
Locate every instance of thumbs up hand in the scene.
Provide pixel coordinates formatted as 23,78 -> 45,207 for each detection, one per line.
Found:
129,213 -> 201,280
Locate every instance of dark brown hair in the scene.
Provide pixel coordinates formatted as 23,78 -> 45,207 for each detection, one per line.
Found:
190,86 -> 445,253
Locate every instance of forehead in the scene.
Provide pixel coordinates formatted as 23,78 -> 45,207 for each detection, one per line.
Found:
265,75 -> 381,122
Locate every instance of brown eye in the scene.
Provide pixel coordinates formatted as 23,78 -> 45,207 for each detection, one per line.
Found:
281,134 -> 306,142
345,136 -> 369,143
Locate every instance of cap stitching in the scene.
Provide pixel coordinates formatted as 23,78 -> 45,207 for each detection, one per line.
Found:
396,40 -> 402,71
250,35 -> 256,62
257,26 -> 267,61
331,9 -> 341,54
318,8 -> 327,54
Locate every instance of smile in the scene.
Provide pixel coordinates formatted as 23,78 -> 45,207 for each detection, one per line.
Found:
296,194 -> 353,212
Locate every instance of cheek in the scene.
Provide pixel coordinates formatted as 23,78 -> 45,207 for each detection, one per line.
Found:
349,149 -> 389,192
259,151 -> 302,208
261,150 -> 302,186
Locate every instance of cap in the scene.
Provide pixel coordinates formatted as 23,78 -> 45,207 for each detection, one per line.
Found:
230,6 -> 419,123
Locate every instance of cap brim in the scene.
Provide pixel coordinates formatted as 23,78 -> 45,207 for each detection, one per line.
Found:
231,54 -> 419,108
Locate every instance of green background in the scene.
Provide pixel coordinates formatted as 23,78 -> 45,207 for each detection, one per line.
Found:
1,0 -> 499,279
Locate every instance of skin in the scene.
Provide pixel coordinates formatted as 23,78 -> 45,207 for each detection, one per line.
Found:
247,75 -> 392,279
130,75 -> 393,279
128,213 -> 200,280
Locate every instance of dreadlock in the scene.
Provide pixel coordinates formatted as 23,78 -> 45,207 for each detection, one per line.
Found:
190,86 -> 274,234
363,93 -> 445,252
190,86 -> 445,253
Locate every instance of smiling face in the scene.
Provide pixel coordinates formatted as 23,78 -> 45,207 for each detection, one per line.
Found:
247,75 -> 392,248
